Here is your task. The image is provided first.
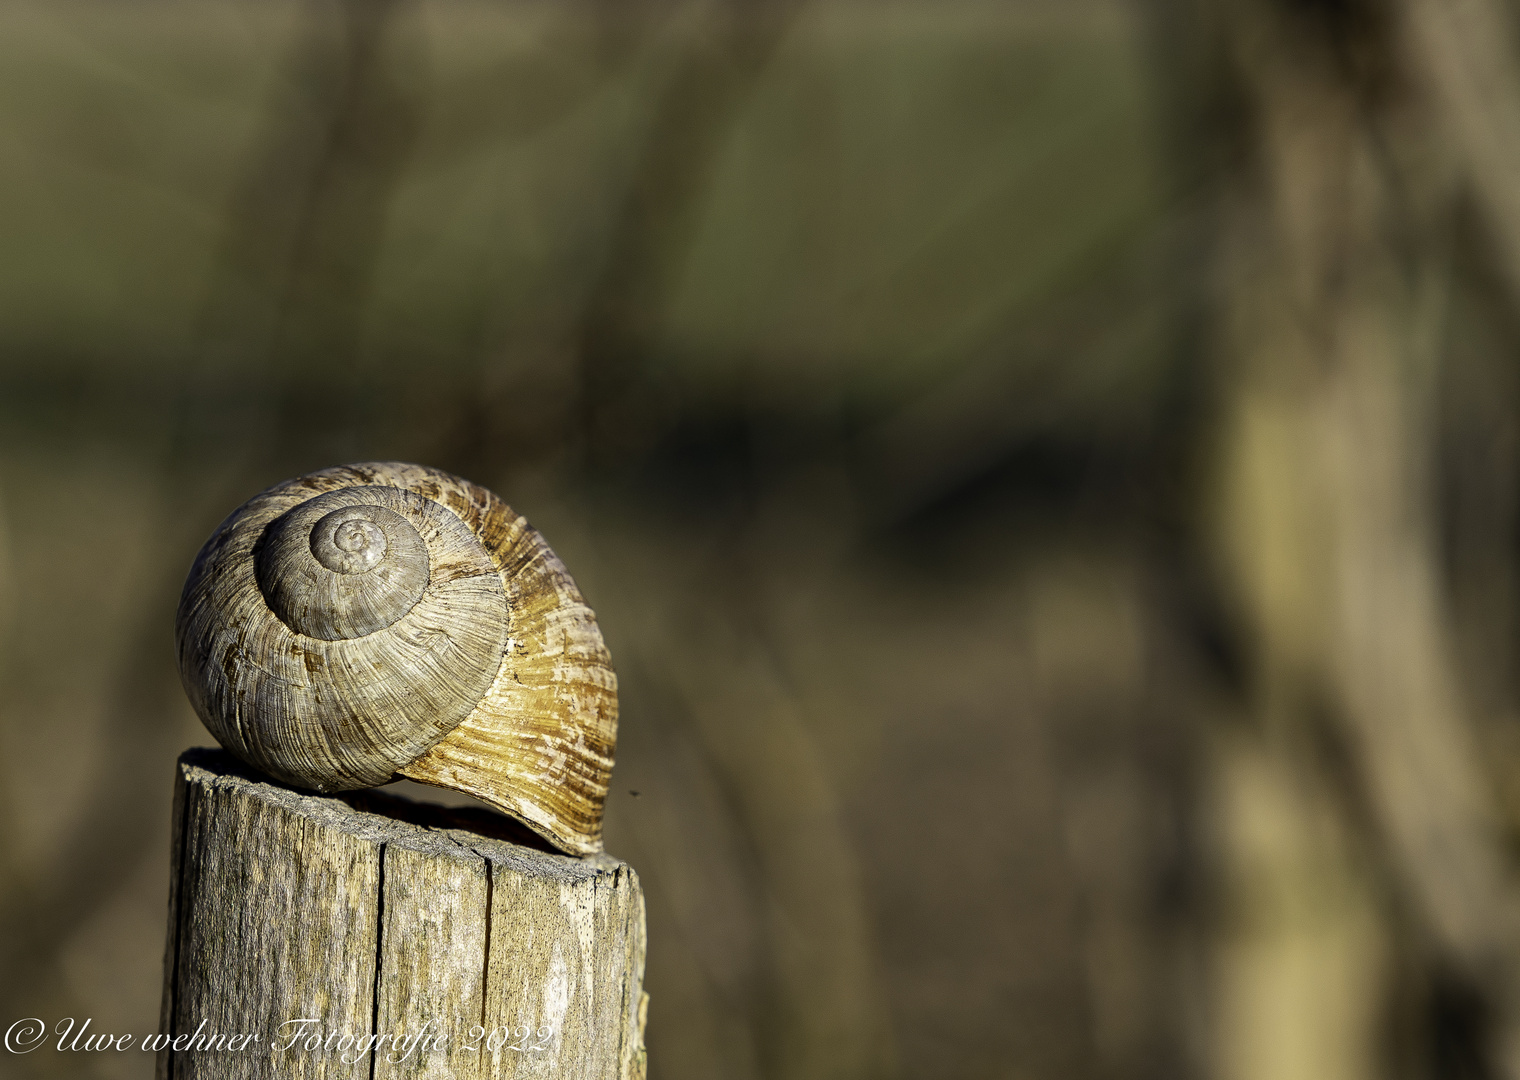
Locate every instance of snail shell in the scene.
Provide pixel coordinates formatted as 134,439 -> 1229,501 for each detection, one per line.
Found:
174,462 -> 616,855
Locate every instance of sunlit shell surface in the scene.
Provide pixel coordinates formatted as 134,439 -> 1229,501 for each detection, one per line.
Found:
175,461 -> 617,855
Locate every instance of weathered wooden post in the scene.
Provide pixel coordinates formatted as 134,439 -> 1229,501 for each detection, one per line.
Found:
158,750 -> 646,1079
161,463 -> 645,1079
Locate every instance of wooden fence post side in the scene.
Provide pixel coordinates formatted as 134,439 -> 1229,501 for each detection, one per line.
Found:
158,748 -> 647,1080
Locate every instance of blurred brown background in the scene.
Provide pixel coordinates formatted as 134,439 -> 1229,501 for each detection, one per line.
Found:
7,0 -> 1520,1077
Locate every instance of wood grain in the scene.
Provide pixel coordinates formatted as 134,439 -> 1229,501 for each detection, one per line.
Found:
158,748 -> 647,1080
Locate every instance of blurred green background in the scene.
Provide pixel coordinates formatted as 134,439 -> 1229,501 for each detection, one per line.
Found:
8,0 -> 1520,1077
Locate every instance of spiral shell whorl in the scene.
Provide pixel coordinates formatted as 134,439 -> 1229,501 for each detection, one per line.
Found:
312,508 -> 395,575
175,462 -> 618,855
255,490 -> 434,640
178,472 -> 510,793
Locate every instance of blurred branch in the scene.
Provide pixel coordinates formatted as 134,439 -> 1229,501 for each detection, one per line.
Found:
0,478 -> 204,1063
1204,0 -> 1520,1076
1402,0 -> 1520,297
576,0 -> 810,462
186,0 -> 424,458
660,627 -> 895,1080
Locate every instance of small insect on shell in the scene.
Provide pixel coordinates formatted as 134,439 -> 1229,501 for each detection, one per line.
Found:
174,461 -> 617,856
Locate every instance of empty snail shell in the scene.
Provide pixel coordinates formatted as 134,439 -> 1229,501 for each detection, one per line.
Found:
174,462 -> 616,855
